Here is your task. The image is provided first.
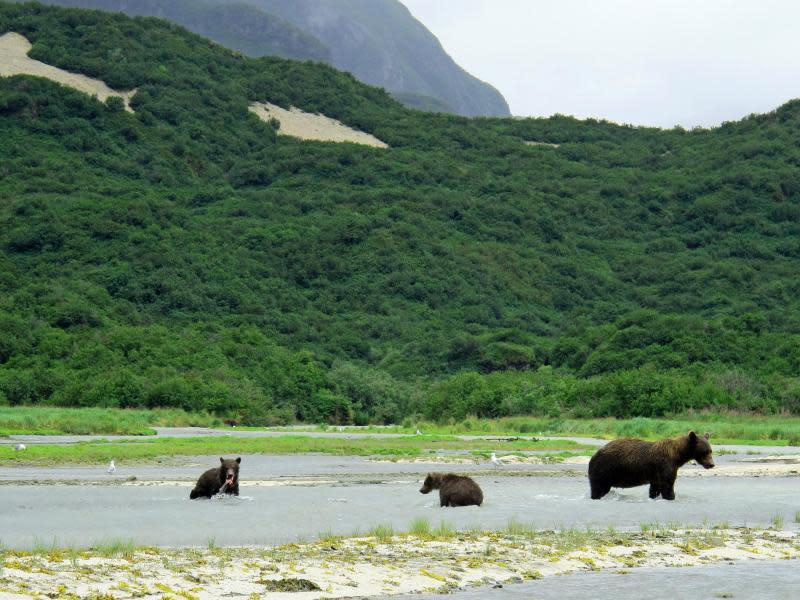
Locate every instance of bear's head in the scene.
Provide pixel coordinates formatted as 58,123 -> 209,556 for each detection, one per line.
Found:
688,432 -> 714,469
419,472 -> 443,494
219,457 -> 241,488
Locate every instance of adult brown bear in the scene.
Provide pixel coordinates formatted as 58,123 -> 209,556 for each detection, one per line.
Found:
190,457 -> 241,499
588,432 -> 714,500
419,473 -> 483,507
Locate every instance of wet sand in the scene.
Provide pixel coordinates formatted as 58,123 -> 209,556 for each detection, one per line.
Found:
1,528 -> 797,599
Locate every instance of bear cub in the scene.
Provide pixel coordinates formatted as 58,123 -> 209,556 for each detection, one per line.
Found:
420,472 -> 483,507
588,431 -> 714,500
190,457 -> 241,499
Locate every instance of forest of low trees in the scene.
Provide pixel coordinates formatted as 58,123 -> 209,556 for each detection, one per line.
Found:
2,3 -> 800,424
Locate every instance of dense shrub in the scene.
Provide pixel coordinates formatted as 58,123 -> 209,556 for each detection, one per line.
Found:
1,3 -> 800,422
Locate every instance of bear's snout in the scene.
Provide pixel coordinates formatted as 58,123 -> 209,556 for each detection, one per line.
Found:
697,457 -> 714,469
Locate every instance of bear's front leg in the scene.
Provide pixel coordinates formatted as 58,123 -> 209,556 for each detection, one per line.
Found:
648,482 -> 661,499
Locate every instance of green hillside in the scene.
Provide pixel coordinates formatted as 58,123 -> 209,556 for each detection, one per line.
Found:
28,0 -> 510,117
1,2 -> 799,424
24,0 -> 330,61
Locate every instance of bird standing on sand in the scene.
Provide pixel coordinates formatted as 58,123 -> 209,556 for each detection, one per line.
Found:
491,452 -> 502,468
107,460 -> 116,474
14,443 -> 26,451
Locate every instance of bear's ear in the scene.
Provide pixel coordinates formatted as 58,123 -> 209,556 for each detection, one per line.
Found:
703,432 -> 710,440
688,431 -> 697,444
235,457 -> 241,464
220,457 -> 224,463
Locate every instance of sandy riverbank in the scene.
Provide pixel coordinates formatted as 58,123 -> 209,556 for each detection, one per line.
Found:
0,527 -> 797,599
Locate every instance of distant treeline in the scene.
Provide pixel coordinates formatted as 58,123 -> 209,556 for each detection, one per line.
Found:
1,3 -> 799,424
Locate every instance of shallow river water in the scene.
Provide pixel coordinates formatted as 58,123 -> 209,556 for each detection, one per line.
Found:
402,560 -> 800,600
0,454 -> 797,547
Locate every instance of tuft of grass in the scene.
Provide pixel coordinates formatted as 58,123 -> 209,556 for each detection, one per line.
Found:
794,512 -> 800,524
409,517 -> 431,538
771,514 -> 784,530
89,538 -> 138,560
432,520 -> 456,539
367,524 -> 395,543
407,518 -> 456,540
505,518 -> 533,537
317,529 -> 343,545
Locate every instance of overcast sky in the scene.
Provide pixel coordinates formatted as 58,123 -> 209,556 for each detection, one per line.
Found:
400,0 -> 800,128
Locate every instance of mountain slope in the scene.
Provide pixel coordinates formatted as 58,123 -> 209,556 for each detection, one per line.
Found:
245,0 -> 510,117
28,0 -> 510,117
1,3 -> 799,423
24,0 -> 331,61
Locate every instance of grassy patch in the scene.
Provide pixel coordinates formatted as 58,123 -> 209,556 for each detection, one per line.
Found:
5,408 -> 800,445
371,415 -> 800,444
0,407 -> 222,436
367,524 -> 395,543
0,434 -> 589,466
90,538 -> 140,560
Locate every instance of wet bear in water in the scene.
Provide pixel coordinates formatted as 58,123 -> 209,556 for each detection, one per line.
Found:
588,432 -> 714,500
190,457 -> 241,499
420,473 -> 483,507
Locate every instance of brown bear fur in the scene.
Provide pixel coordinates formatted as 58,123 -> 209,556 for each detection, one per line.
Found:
588,431 -> 714,500
190,457 -> 241,499
419,472 -> 483,507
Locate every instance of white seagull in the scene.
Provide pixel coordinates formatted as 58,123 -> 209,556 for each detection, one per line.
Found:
107,460 -> 116,474
14,443 -> 26,451
490,452 -> 502,468
415,429 -> 422,436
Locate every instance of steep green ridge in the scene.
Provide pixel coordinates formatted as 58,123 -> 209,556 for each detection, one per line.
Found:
390,91 -> 455,114
29,0 -> 510,117
245,0 -> 510,117
22,0 -> 331,61
1,3 -> 800,424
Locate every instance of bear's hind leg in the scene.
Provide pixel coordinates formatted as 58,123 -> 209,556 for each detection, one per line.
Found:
660,472 -> 677,500
648,483 -> 661,499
